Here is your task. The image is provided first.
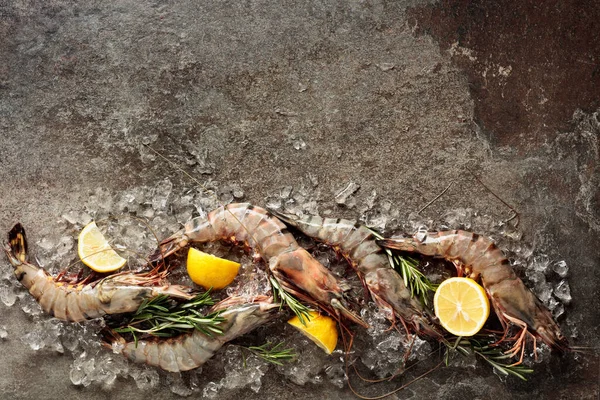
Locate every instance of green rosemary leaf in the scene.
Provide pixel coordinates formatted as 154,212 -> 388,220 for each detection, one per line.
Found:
110,290 -> 225,339
269,276 -> 312,325
243,342 -> 296,366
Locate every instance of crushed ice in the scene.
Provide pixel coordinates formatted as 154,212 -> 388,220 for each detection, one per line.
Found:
0,180 -> 576,394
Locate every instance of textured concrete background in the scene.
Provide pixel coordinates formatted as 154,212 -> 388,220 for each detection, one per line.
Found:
1,1 -> 598,399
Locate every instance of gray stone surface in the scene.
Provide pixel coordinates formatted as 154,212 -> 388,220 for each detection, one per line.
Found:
1,1 -> 598,399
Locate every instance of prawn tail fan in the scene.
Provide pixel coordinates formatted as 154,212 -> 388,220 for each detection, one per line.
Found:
7,223 -> 28,263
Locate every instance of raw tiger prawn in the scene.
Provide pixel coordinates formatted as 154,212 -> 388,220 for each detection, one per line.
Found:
269,209 -> 442,339
379,230 -> 569,364
110,295 -> 279,372
148,203 -> 367,328
3,223 -> 193,322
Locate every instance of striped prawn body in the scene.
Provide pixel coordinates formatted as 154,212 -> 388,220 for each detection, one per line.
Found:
3,224 -> 193,322
116,296 -> 279,372
269,210 -> 441,338
379,230 -> 568,361
150,203 -> 366,327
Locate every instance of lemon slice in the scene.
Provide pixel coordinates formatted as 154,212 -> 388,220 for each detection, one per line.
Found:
434,277 -> 490,336
186,248 -> 241,290
78,221 -> 127,273
288,311 -> 338,354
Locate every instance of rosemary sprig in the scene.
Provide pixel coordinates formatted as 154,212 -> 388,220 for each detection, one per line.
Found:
269,276 -> 312,325
390,253 -> 437,305
241,341 -> 296,366
445,338 -> 534,381
369,229 -> 436,304
113,291 -> 226,344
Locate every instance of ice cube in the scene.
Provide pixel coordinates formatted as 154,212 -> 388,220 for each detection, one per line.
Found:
361,210 -> 388,231
37,237 -> 56,251
151,178 -> 173,211
324,364 -> 346,388
22,330 -> 45,351
265,196 -> 282,211
62,325 -> 82,352
335,181 -> 360,205
102,372 -> 117,389
21,296 -> 43,316
448,351 -> 478,369
292,138 -> 306,150
533,343 -> 551,364
132,367 -> 160,390
115,191 -> 137,212
170,374 -> 193,397
277,338 -> 328,386
80,358 -> 96,387
553,303 -> 565,319
533,280 -> 553,304
70,363 -> 86,385
202,381 -> 222,398
0,281 -> 17,306
552,260 -> 568,277
218,190 -> 234,205
441,208 -> 473,230
56,236 -> 74,258
280,186 -> 293,199
0,326 -> 7,339
530,255 -> 550,273
138,144 -> 157,164
376,335 -> 402,352
232,185 -> 244,199
554,280 -> 572,304
547,296 -> 560,312
364,190 -> 377,210
87,188 -> 114,212
408,337 -> 432,361
62,210 -> 93,226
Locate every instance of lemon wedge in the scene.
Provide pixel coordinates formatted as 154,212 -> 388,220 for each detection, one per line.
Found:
78,221 -> 127,273
434,277 -> 490,336
288,311 -> 338,354
186,248 -> 241,290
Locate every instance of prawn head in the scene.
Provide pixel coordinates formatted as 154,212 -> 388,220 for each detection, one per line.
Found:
269,248 -> 368,328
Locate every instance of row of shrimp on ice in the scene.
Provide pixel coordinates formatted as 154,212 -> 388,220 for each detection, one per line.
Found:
3,203 -> 568,373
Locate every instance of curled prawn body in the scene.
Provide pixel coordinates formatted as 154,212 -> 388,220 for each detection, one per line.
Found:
270,210 -> 441,338
113,296 -> 279,372
379,230 -> 568,359
3,224 -> 193,322
149,203 -> 366,327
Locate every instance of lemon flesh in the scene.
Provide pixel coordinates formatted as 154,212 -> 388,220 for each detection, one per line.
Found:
186,248 -> 241,290
78,221 -> 127,273
288,311 -> 338,354
434,277 -> 490,337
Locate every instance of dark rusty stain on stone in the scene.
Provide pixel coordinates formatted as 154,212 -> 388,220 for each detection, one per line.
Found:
408,0 -> 600,150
